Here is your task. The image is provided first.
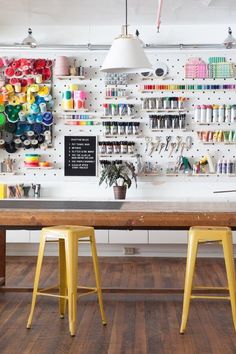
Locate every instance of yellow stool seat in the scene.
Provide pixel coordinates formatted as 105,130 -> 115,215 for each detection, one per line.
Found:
26,225 -> 106,336
180,226 -> 236,334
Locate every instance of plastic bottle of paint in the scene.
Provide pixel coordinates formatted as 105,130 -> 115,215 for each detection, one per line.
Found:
230,105 -> 236,124
222,159 -> 227,174
194,105 -> 201,123
200,105 -> 206,124
225,105 -> 231,123
212,105 -> 218,123
218,105 -> 225,124
217,159 -> 222,174
206,105 -> 212,124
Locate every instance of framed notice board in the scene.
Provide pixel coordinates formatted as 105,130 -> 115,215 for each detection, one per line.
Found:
64,136 -> 97,176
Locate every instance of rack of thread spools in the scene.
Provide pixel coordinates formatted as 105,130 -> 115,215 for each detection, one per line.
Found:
0,56 -> 54,155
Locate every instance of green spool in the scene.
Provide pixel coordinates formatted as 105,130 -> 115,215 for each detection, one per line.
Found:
0,112 -> 6,126
64,91 -> 72,99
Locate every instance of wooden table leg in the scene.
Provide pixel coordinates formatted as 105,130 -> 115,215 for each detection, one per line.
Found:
0,229 -> 6,286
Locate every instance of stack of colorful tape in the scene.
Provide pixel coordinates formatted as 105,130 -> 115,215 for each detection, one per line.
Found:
24,154 -> 40,168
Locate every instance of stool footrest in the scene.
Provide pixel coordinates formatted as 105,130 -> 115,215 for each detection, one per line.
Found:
191,295 -> 230,300
193,286 -> 229,291
37,292 -> 68,300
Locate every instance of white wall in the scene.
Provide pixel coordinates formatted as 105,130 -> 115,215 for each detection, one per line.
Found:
2,23 -> 236,256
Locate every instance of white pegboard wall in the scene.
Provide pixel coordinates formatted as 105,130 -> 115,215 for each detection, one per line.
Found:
0,50 -> 236,200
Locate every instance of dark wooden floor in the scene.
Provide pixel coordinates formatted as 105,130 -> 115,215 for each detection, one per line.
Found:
0,256 -> 236,354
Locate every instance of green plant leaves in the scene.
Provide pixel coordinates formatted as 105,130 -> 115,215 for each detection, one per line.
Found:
99,161 -> 137,189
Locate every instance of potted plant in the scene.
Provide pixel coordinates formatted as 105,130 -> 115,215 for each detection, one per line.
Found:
99,161 -> 137,199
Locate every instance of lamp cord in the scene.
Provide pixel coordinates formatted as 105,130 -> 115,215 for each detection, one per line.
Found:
125,0 -> 128,35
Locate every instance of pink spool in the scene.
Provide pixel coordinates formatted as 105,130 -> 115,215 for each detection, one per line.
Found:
55,56 -> 69,76
78,90 -> 87,101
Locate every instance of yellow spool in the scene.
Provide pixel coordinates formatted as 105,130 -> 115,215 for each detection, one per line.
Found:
38,86 -> 49,97
5,84 -> 14,93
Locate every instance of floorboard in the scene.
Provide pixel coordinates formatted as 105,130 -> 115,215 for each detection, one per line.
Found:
0,256 -> 236,354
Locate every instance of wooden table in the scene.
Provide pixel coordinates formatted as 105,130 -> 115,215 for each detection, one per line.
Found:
1,200 -> 236,293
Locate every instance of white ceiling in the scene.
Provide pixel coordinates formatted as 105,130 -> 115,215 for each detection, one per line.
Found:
1,0 -> 236,26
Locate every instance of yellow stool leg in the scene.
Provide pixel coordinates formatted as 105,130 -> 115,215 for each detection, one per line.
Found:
26,231 -> 46,329
59,238 -> 67,319
90,232 -> 107,325
65,234 -> 78,336
180,233 -> 199,334
222,233 -> 236,331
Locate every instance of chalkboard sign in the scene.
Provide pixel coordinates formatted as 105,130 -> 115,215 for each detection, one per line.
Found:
64,136 -> 97,176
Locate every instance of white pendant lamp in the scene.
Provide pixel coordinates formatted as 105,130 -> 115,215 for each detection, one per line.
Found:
101,0 -> 152,73
22,28 -> 37,48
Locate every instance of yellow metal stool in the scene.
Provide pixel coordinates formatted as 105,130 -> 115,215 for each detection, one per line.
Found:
26,225 -> 107,336
180,226 -> 236,334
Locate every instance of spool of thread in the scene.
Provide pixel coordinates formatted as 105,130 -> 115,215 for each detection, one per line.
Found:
22,103 -> 29,112
40,142 -> 48,150
35,74 -> 42,84
63,99 -> 73,110
30,103 -> 40,114
14,138 -> 22,148
19,93 -> 26,103
36,114 -> 43,123
20,134 -> 27,142
37,134 -> 45,144
23,140 -> 31,149
18,111 -> 26,122
30,84 -> 39,93
27,114 -> 35,123
69,84 -> 79,91
27,131 -> 35,140
55,56 -> 69,76
39,102 -> 47,113
27,76 -> 35,85
64,90 -> 72,99
0,139 -> 5,148
31,139 -> 39,149
44,130 -> 51,141
14,82 -> 21,93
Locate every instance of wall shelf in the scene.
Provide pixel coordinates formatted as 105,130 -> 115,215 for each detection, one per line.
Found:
104,96 -> 130,100
142,109 -> 186,113
56,75 -> 85,80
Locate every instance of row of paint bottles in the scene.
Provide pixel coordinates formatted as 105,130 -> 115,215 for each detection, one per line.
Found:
195,104 -> 236,124
217,159 -> 235,174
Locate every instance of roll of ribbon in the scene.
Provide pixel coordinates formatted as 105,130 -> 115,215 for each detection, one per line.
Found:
0,139 -> 5,148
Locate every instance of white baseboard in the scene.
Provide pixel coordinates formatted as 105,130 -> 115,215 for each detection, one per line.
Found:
6,243 -> 236,258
